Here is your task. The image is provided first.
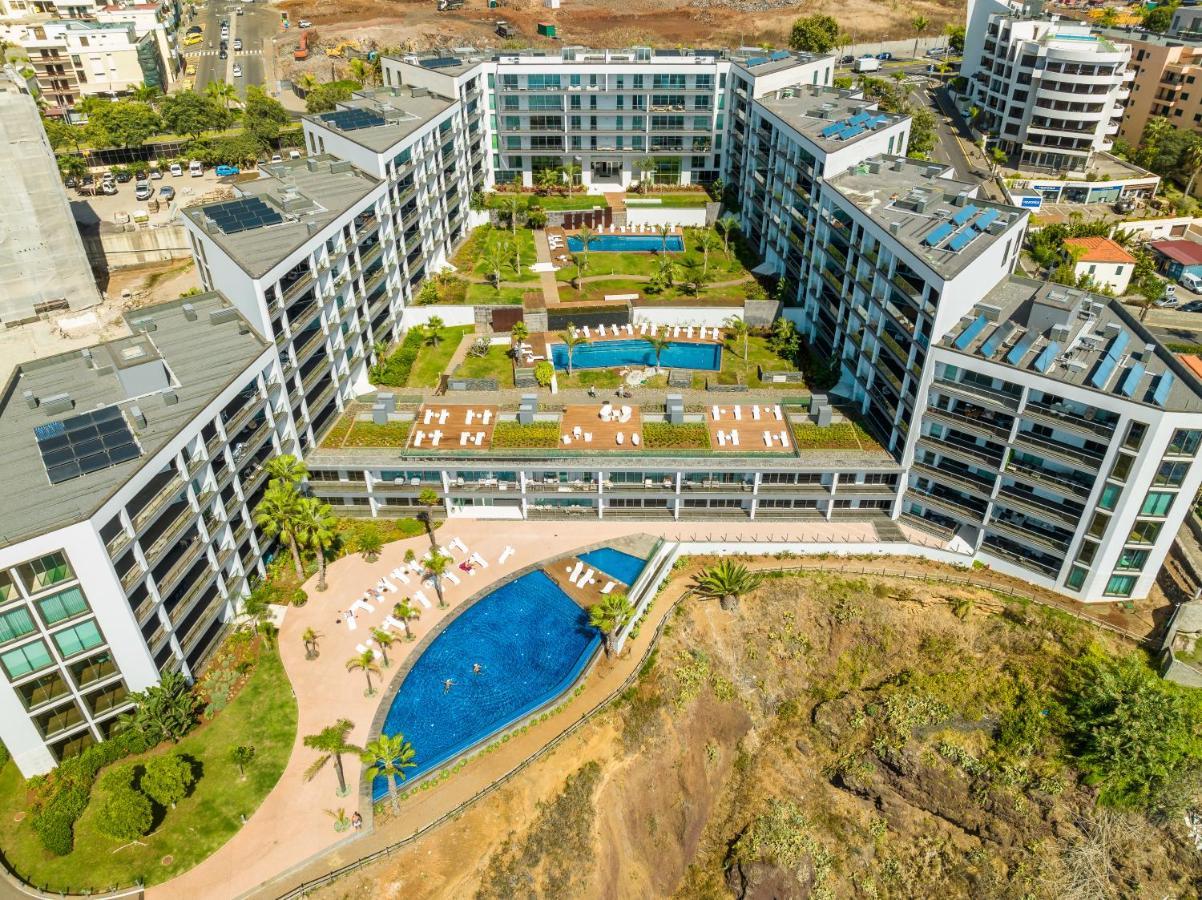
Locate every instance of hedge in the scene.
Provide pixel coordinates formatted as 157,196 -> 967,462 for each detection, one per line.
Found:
372,329 -> 423,387
491,421 -> 561,448
642,422 -> 710,449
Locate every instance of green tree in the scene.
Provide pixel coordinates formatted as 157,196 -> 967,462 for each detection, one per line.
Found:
230,744 -> 256,778
302,626 -> 321,659
911,15 -> 930,61
944,23 -> 966,55
392,599 -> 419,641
254,480 -> 306,579
371,627 -> 396,667
576,225 -> 595,270
116,671 -> 200,745
243,85 -> 290,147
653,253 -> 676,289
304,80 -> 360,114
789,14 -> 841,53
1183,136 -> 1202,197
160,91 -> 226,140
716,213 -> 739,258
42,116 -> 84,152
357,522 -> 383,562
1143,1 -> 1178,33
656,222 -> 672,253
483,241 -> 510,290
536,167 -> 560,195
347,648 -> 381,696
424,315 -> 445,346
296,496 -> 336,590
266,453 -> 308,487
697,229 -> 721,277
642,328 -> 672,371
94,785 -> 153,841
510,320 -> 529,357
559,327 -> 588,376
417,488 -> 441,548
205,80 -> 238,110
84,99 -> 163,148
588,592 -> 634,657
725,315 -> 750,360
692,560 -> 764,611
57,154 -> 89,183
303,718 -> 361,795
140,754 -> 196,808
361,733 -> 417,814
423,550 -> 453,608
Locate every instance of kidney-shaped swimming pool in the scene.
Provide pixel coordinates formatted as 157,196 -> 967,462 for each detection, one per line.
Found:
374,569 -> 601,799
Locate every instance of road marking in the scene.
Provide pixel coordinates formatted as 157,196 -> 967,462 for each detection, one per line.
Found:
184,49 -> 261,57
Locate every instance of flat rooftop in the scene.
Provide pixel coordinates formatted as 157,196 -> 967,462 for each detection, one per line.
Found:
826,155 -> 1027,279
304,85 -> 456,154
392,46 -> 829,74
758,87 -> 905,153
941,276 -> 1202,412
182,155 -> 381,278
0,292 -> 268,546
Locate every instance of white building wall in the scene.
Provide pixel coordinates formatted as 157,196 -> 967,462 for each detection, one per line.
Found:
1076,259 -> 1133,295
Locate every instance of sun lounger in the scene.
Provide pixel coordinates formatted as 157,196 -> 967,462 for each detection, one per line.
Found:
466,410 -> 475,425
580,568 -> 595,586
482,409 -> 492,425
346,612 -> 357,631
470,552 -> 489,568
562,435 -> 572,445
601,580 -> 616,594
752,405 -> 761,420
763,430 -> 773,447
414,431 -> 425,447
734,406 -> 742,421
584,431 -> 592,442
444,570 -> 461,585
712,405 -> 720,419
672,326 -> 681,337
424,409 -> 434,425
475,432 -> 485,446
778,430 -> 788,445
717,431 -> 726,447
451,536 -> 468,553
574,425 -> 583,438
569,561 -> 584,583
390,567 -> 411,584
438,409 -> 449,425
583,325 -> 591,338
379,578 -> 398,593
383,616 -> 406,633
625,324 -> 634,335
773,405 -> 783,420
632,433 -> 640,446
731,430 -> 740,446
351,598 -> 375,614
499,545 -> 515,564
460,431 -> 470,446
598,324 -> 607,336
414,591 -> 432,609
431,431 -> 442,447
686,326 -> 694,338
616,431 -> 624,445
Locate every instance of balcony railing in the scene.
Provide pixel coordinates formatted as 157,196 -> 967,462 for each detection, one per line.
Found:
131,475 -> 186,532
281,270 -> 315,302
155,538 -> 208,598
1005,457 -> 1093,499
1014,430 -> 1104,468
916,434 -> 1002,469
934,376 -> 1021,412
1022,400 -> 1116,439
143,508 -> 196,566
987,516 -> 1069,554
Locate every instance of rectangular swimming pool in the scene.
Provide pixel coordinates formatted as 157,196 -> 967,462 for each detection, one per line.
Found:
567,234 -> 684,253
551,338 -> 721,371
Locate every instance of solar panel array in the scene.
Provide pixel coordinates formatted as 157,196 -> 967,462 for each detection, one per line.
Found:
420,56 -> 460,69
35,407 -> 142,486
952,314 -> 988,351
204,197 -> 284,235
980,322 -> 1017,358
1151,371 -> 1175,406
818,110 -> 890,142
925,206 -> 1004,254
1033,341 -> 1059,374
1088,331 -> 1130,389
320,108 -> 387,132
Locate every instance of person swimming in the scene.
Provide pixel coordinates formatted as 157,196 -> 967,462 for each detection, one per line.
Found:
443,678 -> 454,693
472,663 -> 483,675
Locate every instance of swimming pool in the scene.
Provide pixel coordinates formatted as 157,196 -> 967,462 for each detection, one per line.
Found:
551,339 -> 721,371
374,570 -> 600,799
567,234 -> 684,253
578,548 -> 646,586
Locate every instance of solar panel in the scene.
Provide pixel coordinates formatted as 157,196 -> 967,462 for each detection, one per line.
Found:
35,407 -> 142,485
820,121 -> 845,138
1033,341 -> 1059,373
839,123 -> 865,140
1005,332 -> 1037,365
206,197 -> 284,235
1151,371 -> 1175,406
320,108 -> 387,132
1117,363 -> 1145,397
923,222 -> 954,247
1089,354 -> 1119,390
745,56 -> 768,67
953,314 -> 989,351
981,322 -> 1017,358
770,50 -> 791,61
951,204 -> 979,226
867,114 -> 890,128
948,229 -> 979,252
972,208 -> 1000,232
420,56 -> 460,69
1104,330 -> 1129,363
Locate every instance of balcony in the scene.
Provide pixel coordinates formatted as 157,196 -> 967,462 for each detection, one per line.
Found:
933,376 -> 1021,413
301,361 -> 329,393
681,479 -> 756,492
1014,430 -> 1104,469
294,328 -> 327,363
181,604 -> 226,656
916,434 -> 1002,469
359,242 -> 384,270
1004,457 -> 1092,500
987,516 -> 1069,555
913,461 -> 996,499
982,535 -> 1061,578
281,270 -> 315,303
606,479 -> 678,492
155,538 -> 209,598
288,301 -> 322,334
131,475 -> 186,532
924,406 -> 1012,441
996,486 -> 1082,526
1021,399 -> 1115,439
525,480 -> 599,493
906,486 -> 987,522
106,529 -> 133,559
143,507 -> 196,567
121,561 -> 146,592
221,397 -> 262,440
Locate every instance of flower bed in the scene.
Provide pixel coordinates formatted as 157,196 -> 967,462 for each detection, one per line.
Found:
642,422 -> 710,449
491,421 -> 562,448
342,420 -> 413,448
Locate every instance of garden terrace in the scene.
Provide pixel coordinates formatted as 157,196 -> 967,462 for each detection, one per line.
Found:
704,403 -> 794,452
559,403 -> 644,449
410,403 -> 500,450
485,192 -> 612,212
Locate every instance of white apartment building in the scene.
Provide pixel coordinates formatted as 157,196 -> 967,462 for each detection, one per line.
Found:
962,0 -> 1132,173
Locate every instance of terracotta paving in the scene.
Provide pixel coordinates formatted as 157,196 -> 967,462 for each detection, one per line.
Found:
409,403 -> 498,450
559,402 -> 642,449
704,402 -> 793,453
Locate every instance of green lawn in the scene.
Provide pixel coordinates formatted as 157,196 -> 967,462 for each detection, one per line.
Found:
626,192 -> 712,208
407,325 -> 473,387
452,225 -> 539,283
714,334 -> 801,388
465,282 -> 529,305
454,345 -> 515,388
484,192 -> 610,211
556,228 -> 752,286
0,645 -> 296,892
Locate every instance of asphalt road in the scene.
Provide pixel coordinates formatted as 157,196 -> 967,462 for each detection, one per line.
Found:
1143,304 -> 1202,347
187,0 -> 279,100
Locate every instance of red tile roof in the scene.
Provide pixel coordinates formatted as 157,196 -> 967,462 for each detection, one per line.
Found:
1064,236 -> 1135,265
1179,354 -> 1202,383
1151,239 -> 1202,267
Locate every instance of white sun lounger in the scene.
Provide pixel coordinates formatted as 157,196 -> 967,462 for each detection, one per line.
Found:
350,598 -> 375,614
580,568 -> 595,586
444,570 -> 461,585
731,430 -> 740,446
378,578 -> 398,593
460,431 -> 470,446
584,431 -> 592,442
355,643 -> 382,661
601,581 -> 616,594
390,567 -> 411,584
383,616 -> 406,633
598,324 -> 607,336
482,410 -> 492,425
625,324 -> 634,335
430,430 -> 442,447
686,326 -> 694,338
475,432 -> 485,446
569,561 -> 584,583
346,612 -> 358,631
574,425 -> 583,438
423,409 -> 434,425
414,431 -> 425,447
712,405 -> 720,419
466,409 -> 475,425
582,326 -> 591,338
779,429 -> 789,445
672,326 -> 681,337
717,431 -> 727,447
616,432 -> 624,445
499,545 -> 515,564
451,536 -> 469,553
773,405 -> 783,420
734,406 -> 742,420
414,590 -> 432,609
470,552 -> 489,569
752,405 -> 761,420
438,409 -> 449,425
632,433 -> 640,446
763,430 -> 773,447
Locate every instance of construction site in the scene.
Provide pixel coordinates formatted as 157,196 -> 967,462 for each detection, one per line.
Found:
275,0 -> 964,83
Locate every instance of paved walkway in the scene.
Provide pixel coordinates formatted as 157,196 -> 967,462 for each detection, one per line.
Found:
532,230 -> 560,305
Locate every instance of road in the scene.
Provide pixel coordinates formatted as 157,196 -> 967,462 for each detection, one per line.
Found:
1142,304 -> 1202,347
186,0 -> 280,101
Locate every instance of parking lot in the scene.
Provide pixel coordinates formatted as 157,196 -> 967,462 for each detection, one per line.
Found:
69,168 -> 234,228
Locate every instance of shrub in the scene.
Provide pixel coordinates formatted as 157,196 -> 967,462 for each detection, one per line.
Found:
533,361 -> 554,387
32,784 -> 90,855
372,328 -> 423,386
642,422 -> 709,449
291,588 -> 308,607
141,754 -> 196,808
94,785 -> 154,841
491,421 -> 560,448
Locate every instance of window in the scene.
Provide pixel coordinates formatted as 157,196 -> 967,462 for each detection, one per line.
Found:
1086,512 -> 1110,539
1108,454 -> 1133,483
1075,539 -> 1098,565
1140,491 -> 1175,517
20,552 -> 72,592
0,607 -> 37,645
1127,520 -> 1162,545
1167,428 -> 1202,456
16,671 -> 70,710
1123,421 -> 1146,451
1066,565 -> 1088,590
1098,483 -> 1121,511
52,620 -> 103,659
1154,460 -> 1190,487
36,587 -> 89,627
1115,548 -> 1150,571
1,640 -> 53,679
1104,574 -> 1137,597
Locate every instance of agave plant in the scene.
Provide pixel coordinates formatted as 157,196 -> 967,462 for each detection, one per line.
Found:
692,560 -> 763,611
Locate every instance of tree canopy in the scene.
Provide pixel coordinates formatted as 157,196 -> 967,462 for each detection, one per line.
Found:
304,80 -> 363,114
789,15 -> 842,54
81,99 -> 162,148
243,85 -> 290,147
159,91 -> 230,141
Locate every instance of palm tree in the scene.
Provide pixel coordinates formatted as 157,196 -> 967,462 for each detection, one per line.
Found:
536,168 -> 559,196
361,733 -> 417,814
392,600 -> 419,641
1184,138 -> 1202,197
348,57 -> 372,86
296,72 -> 318,96
483,241 -> 509,290
417,488 -> 441,548
206,79 -> 237,110
266,453 -> 308,488
589,592 -> 634,657
302,626 -> 321,659
560,327 -> 589,376
303,719 -> 361,795
296,496 -> 336,591
726,315 -> 750,361
424,551 -> 453,608
503,194 -> 523,245
656,223 -> 673,253
576,225 -> 595,270
357,524 -> 383,562
254,481 -> 305,579
635,157 -> 656,189
697,230 -> 721,277
562,161 -> 582,194
911,15 -> 930,62
510,321 -> 529,358
643,329 -> 672,372
653,253 -> 676,289
371,627 -> 396,667
346,648 -> 381,696
716,214 -> 739,258
424,316 -> 445,347
692,560 -> 764,611
571,251 -> 590,291
951,596 -> 975,621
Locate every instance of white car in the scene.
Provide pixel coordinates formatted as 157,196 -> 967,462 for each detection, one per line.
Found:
299,19 -> 312,27
270,153 -> 283,163
134,180 -> 153,201
232,64 -> 243,77
169,163 -> 184,177
233,38 -> 242,50
289,149 -> 301,159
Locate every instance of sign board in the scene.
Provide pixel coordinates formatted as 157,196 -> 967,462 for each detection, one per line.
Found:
1020,195 -> 1043,209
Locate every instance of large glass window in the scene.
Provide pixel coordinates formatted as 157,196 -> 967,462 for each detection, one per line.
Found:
1,640 -> 54,679
16,671 -> 70,710
52,621 -> 103,659
19,552 -> 73,592
1115,548 -> 1150,571
1086,512 -> 1110,539
35,586 -> 89,627
1155,460 -> 1190,487
1065,565 -> 1088,590
1104,574 -> 1137,597
1098,483 -> 1121,511
1140,491 -> 1175,517
1167,429 -> 1202,457
0,607 -> 36,645
1127,520 -> 1162,545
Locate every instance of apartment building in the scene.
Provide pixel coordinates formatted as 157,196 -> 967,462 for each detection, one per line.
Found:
962,0 -> 1132,173
379,46 -> 833,191
1098,27 -> 1202,144
179,155 -> 401,454
0,293 -> 289,775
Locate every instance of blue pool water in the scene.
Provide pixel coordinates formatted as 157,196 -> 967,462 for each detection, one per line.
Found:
374,570 -> 600,798
577,548 -> 646,586
551,338 -> 721,371
567,234 -> 684,253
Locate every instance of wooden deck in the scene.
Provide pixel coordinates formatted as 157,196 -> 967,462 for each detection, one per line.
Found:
559,403 -> 643,450
410,403 -> 499,450
543,557 -> 630,610
704,403 -> 792,453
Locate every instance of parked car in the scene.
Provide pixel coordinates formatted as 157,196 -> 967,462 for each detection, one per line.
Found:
158,185 -> 176,201
1181,271 -> 1202,293
233,38 -> 242,50
299,18 -> 312,27
232,63 -> 243,77
219,39 -> 227,50
926,47 -> 949,58
839,54 -> 854,64
219,48 -> 228,59
289,149 -> 301,159
215,164 -> 241,177
112,169 -> 132,183
270,153 -> 283,163
876,51 -> 893,60
134,180 -> 154,200
189,159 -> 203,176
64,176 -> 77,189
100,180 -> 118,195
236,5 -> 244,13
149,167 -> 163,180
1180,300 -> 1202,312
169,162 -> 184,176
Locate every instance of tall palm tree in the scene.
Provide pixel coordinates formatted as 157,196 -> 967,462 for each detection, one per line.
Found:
588,592 -> 634,657
560,327 -> 589,376
653,253 -> 676,288
571,251 -> 590,292
303,719 -> 361,795
536,168 -> 559,196
206,79 -> 237,110
656,223 -> 673,253
576,225 -> 595,270
911,15 -> 930,62
697,230 -> 721,277
296,496 -> 336,591
302,626 -> 321,659
346,648 -> 381,696
361,733 -> 417,814
254,481 -> 305,579
417,488 -> 441,549
692,560 -> 764,611
296,72 -> 318,96
562,161 -> 582,194
504,195 -> 523,246
371,628 -> 396,667
726,315 -> 750,361
510,321 -> 529,359
643,329 -> 672,372
266,453 -> 308,488
716,214 -> 739,258
424,551 -> 453,608
392,600 -> 419,641
483,242 -> 509,290
424,316 -> 445,346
